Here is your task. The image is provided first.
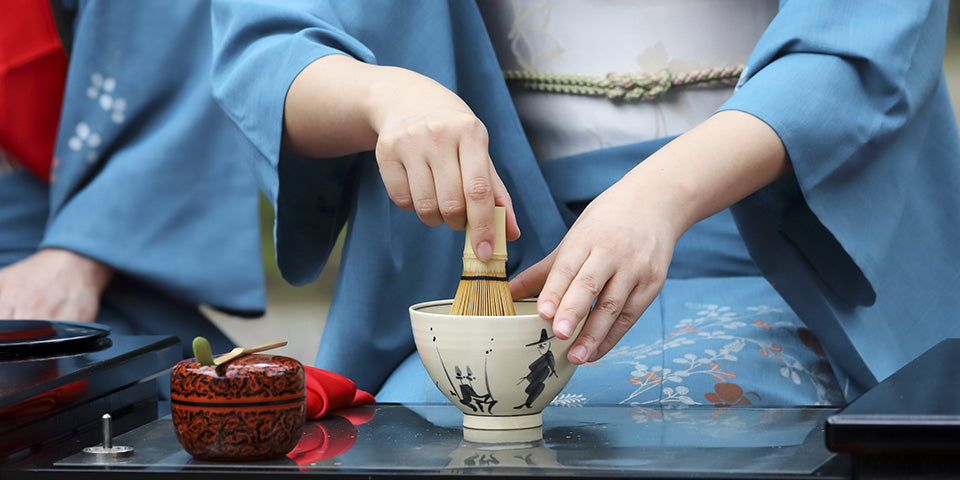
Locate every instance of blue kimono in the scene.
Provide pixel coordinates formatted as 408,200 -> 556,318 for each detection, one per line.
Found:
0,1 -> 266,357
210,0 -> 960,404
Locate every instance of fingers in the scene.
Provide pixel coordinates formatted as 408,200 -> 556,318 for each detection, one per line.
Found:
531,234 -> 666,365
508,251 -> 555,300
0,250 -> 108,323
421,121 -> 469,230
508,246 -> 651,364
0,288 -> 12,320
535,242 -> 590,338
457,121 -> 496,260
377,113 -> 519,260
552,265 -> 657,365
0,285 -> 62,321
404,159 -> 443,227
510,247 -> 635,363
376,150 -> 414,211
377,123 -> 465,229
578,281 -> 658,364
433,158 -> 467,232
0,289 -> 98,323
561,269 -> 631,363
542,251 -> 615,341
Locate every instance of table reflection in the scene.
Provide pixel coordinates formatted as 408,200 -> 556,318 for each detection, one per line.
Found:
57,403 -> 843,478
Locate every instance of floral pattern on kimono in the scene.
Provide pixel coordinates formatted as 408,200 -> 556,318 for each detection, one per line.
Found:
554,299 -> 843,408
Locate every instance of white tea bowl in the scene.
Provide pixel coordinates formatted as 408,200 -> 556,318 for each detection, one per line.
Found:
409,299 -> 581,430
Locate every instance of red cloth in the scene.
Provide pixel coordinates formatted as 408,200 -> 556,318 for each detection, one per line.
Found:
0,0 -> 68,181
303,365 -> 375,420
287,407 -> 376,466
291,367 -> 375,467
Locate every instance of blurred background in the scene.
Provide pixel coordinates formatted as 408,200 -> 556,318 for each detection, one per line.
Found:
209,7 -> 960,366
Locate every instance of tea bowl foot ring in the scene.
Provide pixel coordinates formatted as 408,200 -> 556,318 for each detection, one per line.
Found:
463,412 -> 542,431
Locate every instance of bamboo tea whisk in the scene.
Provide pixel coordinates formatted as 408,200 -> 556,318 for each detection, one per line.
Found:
449,206 -> 516,316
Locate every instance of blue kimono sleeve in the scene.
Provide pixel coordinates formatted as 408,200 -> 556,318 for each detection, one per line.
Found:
211,0 -> 376,284
718,0 -> 951,308
40,1 -> 266,315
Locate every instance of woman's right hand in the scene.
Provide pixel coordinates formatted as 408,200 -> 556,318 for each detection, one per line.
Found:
284,55 -> 519,259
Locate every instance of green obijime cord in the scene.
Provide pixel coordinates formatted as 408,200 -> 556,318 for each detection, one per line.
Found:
502,65 -> 744,102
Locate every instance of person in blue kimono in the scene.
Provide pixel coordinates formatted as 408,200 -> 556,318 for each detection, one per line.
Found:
0,1 -> 265,358
210,0 -> 960,406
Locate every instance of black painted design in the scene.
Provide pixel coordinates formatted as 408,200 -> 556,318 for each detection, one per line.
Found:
514,328 -> 557,409
434,333 -> 498,413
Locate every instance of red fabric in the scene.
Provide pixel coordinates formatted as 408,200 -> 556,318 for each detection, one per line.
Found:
291,367 -> 376,467
0,0 -> 68,182
303,366 -> 375,420
287,408 -> 376,466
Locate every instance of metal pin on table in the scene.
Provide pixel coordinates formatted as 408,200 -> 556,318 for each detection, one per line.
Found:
82,414 -> 135,458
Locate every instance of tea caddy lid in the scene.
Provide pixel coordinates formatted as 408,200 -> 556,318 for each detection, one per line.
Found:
171,354 -> 304,401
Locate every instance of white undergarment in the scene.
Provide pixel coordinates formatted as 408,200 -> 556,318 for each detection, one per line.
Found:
478,0 -> 778,161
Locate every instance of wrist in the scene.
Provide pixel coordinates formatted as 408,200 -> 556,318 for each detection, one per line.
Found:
364,65 -> 466,134
282,54 -> 379,156
627,110 -> 788,238
618,164 -> 699,244
44,248 -> 114,292
363,65 -> 408,135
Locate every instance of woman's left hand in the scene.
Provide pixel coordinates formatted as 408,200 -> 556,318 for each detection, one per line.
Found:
509,170 -> 684,365
509,110 -> 789,365
0,248 -> 114,323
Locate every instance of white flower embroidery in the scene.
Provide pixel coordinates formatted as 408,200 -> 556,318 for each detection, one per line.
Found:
662,386 -> 696,405
86,73 -> 126,124
67,122 -> 101,162
550,393 -> 587,407
86,72 -> 105,99
108,98 -> 126,123
67,71 -> 130,163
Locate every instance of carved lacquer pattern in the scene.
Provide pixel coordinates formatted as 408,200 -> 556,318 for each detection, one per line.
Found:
170,355 -> 304,401
170,354 -> 306,461
171,404 -> 305,461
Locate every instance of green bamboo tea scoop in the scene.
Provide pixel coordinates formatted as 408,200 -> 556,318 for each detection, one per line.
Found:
215,340 -> 288,365
191,337 -> 287,366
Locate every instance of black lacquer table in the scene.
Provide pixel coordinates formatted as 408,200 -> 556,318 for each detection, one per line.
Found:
1,333 -> 179,467
825,338 -> 960,479
5,336 -> 960,480
11,404 -> 847,479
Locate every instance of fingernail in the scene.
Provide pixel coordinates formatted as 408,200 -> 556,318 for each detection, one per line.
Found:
476,241 -> 492,261
569,345 -> 587,364
539,300 -> 556,318
556,319 -> 573,339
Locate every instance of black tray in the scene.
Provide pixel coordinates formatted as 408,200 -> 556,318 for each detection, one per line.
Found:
0,320 -> 110,361
825,338 -> 960,453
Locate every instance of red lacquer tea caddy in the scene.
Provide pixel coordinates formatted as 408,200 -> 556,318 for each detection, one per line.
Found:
170,354 -> 305,461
